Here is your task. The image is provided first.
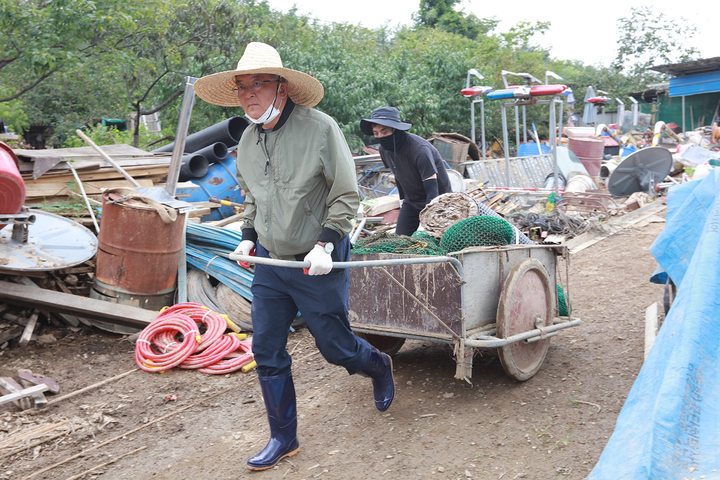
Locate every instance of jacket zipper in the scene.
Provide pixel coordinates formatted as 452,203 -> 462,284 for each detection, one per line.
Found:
259,131 -> 275,254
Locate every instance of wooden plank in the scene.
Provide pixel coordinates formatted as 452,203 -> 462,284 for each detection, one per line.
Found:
11,276 -> 82,327
211,213 -> 244,227
0,281 -> 157,329
188,208 -> 211,218
18,369 -> 60,393
0,326 -> 23,345
24,179 -> 154,199
18,311 -> 39,347
189,201 -> 221,209
567,202 -> 667,254
14,144 -> 148,157
17,375 -> 48,408
0,385 -> 49,408
17,156 -> 171,174
0,377 -> 33,410
25,165 -> 170,184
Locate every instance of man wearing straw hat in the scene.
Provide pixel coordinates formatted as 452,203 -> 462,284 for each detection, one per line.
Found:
194,42 -> 395,471
360,106 -> 451,236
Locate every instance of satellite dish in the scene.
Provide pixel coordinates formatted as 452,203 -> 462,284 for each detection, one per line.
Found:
0,209 -> 98,272
606,146 -> 673,197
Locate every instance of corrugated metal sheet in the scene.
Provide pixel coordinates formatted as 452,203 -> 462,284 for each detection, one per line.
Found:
651,56 -> 720,76
465,154 -> 555,188
669,70 -> 720,97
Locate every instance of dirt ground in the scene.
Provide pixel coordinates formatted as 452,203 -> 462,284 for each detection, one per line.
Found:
0,216 -> 667,480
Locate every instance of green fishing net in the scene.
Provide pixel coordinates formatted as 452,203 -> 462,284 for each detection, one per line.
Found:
439,215 -> 514,252
557,284 -> 572,316
351,231 -> 448,256
411,230 -> 442,247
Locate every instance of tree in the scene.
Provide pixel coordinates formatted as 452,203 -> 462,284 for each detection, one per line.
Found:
413,0 -> 497,40
117,0 -> 251,146
0,0 -> 162,103
613,6 -> 700,80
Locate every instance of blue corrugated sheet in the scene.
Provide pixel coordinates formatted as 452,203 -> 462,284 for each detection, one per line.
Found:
669,70 -> 720,97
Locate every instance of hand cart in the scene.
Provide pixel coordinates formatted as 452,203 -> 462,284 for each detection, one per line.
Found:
231,244 -> 580,382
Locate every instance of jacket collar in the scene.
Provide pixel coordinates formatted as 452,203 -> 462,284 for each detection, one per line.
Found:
258,97 -> 296,135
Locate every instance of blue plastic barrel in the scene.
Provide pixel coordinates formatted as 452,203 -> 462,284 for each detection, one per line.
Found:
620,145 -> 637,158
517,142 -> 551,157
176,152 -> 245,222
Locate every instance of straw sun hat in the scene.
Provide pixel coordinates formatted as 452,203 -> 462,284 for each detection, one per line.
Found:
193,42 -> 324,108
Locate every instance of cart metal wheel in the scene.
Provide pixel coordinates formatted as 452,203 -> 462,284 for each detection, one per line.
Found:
496,257 -> 554,381
355,332 -> 406,357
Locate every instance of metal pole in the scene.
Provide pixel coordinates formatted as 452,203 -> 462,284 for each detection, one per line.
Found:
229,253 -> 465,280
682,96 -> 686,132
549,98 -> 558,200
470,100 -> 476,144
480,99 -> 486,160
522,106 -> 527,143
514,106 -> 520,148
501,104 -> 511,187
557,99 -> 564,141
166,76 -> 198,197
75,130 -> 141,188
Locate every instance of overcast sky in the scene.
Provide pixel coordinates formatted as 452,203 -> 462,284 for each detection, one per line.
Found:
264,0 -> 717,67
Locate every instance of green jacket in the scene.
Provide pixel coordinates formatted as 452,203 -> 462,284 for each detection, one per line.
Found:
237,104 -> 359,260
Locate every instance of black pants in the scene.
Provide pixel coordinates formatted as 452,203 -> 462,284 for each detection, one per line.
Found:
395,202 -> 423,236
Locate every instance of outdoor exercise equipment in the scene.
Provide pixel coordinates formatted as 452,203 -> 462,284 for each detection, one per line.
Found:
461,68 -> 493,159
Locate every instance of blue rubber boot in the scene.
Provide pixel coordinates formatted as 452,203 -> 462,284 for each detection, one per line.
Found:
246,373 -> 300,470
359,349 -> 395,411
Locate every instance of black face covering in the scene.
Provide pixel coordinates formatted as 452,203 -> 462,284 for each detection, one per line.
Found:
377,129 -> 406,151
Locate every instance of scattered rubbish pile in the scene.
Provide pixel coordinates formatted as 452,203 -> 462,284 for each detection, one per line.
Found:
2,94 -> 719,410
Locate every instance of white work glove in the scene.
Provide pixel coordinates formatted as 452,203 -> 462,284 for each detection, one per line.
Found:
234,240 -> 256,269
303,244 -> 333,276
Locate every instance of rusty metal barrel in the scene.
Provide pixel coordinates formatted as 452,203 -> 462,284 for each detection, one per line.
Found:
90,191 -> 183,332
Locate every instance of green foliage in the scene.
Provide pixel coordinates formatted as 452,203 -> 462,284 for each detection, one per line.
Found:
414,0 -> 497,39
2,0 -> 702,153
0,94 -> 29,133
614,6 -> 700,79
501,20 -> 550,51
33,198 -> 89,219
62,124 -> 172,149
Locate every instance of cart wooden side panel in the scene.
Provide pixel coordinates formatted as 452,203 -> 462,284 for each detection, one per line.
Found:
348,245 -> 564,341
348,253 -> 463,337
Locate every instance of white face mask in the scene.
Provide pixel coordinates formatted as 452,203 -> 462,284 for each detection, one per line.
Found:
246,84 -> 282,125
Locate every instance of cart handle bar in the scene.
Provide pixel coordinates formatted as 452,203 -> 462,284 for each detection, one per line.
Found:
229,254 -> 464,279
464,318 -> 581,348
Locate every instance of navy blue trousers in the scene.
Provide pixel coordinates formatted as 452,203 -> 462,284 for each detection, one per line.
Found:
250,236 -> 373,377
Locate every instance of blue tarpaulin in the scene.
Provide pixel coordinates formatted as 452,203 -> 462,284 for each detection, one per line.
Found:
588,169 -> 720,479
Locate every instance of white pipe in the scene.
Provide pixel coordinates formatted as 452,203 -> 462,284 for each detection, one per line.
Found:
68,163 -> 100,232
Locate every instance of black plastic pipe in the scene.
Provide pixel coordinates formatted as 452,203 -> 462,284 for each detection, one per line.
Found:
194,142 -> 228,164
178,154 -> 209,181
153,116 -> 249,154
